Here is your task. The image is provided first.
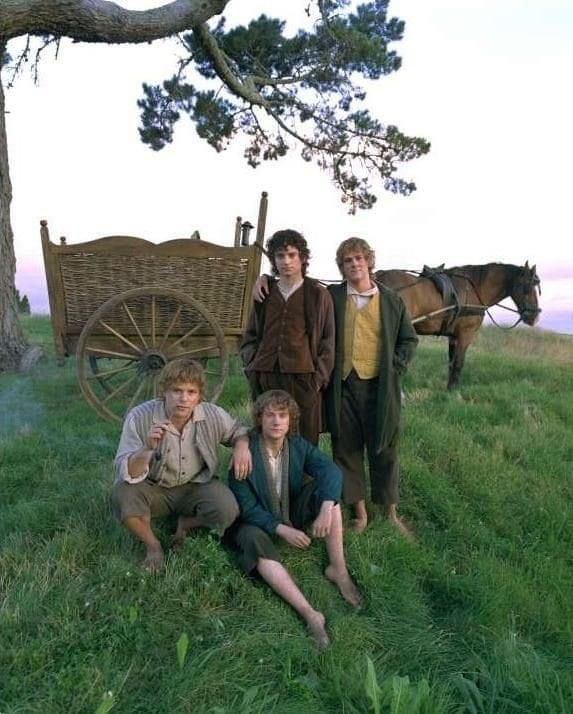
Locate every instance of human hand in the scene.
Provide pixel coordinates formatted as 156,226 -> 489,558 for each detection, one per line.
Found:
276,524 -> 312,549
252,275 -> 269,303
231,439 -> 252,480
145,421 -> 170,451
311,501 -> 334,538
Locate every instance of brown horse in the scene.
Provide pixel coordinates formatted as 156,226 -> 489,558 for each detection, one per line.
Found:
375,262 -> 541,389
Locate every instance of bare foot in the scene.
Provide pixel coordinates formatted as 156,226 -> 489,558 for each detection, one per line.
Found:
141,547 -> 165,572
349,500 -> 368,534
325,566 -> 362,608
172,515 -> 202,550
349,517 -> 368,534
386,511 -> 415,542
304,610 -> 330,650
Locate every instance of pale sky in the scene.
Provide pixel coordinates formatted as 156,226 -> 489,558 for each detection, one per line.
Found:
5,0 -> 573,333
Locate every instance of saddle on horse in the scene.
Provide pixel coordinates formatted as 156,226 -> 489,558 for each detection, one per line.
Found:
420,264 -> 460,334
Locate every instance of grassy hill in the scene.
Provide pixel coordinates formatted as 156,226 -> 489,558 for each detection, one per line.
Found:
1,317 -> 572,713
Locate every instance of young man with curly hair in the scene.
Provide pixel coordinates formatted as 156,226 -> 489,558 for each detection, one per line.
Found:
240,229 -> 334,445
228,389 -> 361,649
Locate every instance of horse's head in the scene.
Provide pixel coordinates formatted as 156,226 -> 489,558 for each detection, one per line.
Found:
511,262 -> 541,326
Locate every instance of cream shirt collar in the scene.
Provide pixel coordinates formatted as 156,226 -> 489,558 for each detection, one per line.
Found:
347,281 -> 378,297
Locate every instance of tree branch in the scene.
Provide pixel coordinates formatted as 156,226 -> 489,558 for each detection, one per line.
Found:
195,23 -> 266,106
0,0 -> 231,44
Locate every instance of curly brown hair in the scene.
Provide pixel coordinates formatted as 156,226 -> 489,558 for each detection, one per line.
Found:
252,390 -> 300,435
335,237 -> 376,276
158,358 -> 206,398
266,229 -> 310,277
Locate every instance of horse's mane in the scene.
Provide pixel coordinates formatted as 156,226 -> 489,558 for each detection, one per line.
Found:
445,262 -> 519,275
444,263 -> 523,284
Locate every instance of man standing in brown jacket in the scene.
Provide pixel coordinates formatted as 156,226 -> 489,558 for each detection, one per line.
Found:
240,229 -> 335,445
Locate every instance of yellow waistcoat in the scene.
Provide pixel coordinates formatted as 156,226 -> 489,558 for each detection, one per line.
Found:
343,293 -> 382,379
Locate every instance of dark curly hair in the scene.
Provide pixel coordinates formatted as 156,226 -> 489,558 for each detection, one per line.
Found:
266,229 -> 310,277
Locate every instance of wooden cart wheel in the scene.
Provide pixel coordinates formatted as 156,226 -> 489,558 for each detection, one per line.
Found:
76,287 -> 229,423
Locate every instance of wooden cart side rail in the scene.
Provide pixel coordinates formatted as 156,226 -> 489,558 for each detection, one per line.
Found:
43,234 -> 261,260
40,220 -> 69,363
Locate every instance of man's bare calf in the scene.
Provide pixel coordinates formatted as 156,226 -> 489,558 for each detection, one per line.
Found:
123,515 -> 166,571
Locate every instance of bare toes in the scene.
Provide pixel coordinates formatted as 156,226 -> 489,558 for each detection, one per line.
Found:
306,612 -> 330,650
141,549 -> 165,572
325,567 -> 362,608
349,518 -> 368,534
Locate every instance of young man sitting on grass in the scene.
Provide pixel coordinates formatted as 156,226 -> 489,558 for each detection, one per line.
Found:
228,389 -> 361,650
112,358 -> 251,571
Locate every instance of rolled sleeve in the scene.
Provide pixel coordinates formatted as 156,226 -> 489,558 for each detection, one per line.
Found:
215,405 -> 249,447
113,412 -> 150,484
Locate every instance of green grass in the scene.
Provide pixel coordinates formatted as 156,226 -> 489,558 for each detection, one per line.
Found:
1,317 -> 572,712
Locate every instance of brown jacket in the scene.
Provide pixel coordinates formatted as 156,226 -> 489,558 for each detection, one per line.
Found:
240,277 -> 335,391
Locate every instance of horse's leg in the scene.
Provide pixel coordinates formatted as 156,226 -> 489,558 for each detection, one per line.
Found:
447,337 -> 457,389
448,324 -> 479,389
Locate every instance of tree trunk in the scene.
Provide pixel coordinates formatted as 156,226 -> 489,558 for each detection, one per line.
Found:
0,54 -> 28,372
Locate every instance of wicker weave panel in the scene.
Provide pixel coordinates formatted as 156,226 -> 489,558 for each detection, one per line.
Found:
60,254 -> 250,330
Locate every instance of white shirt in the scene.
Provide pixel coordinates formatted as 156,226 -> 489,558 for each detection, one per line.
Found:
347,282 -> 379,310
266,448 -> 284,498
278,278 -> 304,301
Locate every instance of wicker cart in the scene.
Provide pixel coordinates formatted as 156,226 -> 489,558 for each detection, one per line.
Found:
41,192 -> 268,423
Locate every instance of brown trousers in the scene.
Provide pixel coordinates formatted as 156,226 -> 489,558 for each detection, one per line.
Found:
111,479 -> 239,536
253,371 -> 321,445
331,370 -> 399,507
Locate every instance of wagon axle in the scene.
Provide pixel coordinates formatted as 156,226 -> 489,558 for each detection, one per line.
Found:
137,351 -> 168,376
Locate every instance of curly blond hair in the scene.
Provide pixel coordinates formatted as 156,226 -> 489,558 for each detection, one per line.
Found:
335,237 -> 376,276
158,358 -> 206,398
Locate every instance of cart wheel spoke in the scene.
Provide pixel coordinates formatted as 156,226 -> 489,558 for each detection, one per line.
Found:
158,305 -> 183,351
126,376 -> 148,412
101,372 -> 140,405
167,323 -> 203,352
86,346 -> 139,361
86,362 -> 135,382
98,319 -> 143,354
122,301 -> 148,350
151,296 -> 157,347
167,343 -> 217,360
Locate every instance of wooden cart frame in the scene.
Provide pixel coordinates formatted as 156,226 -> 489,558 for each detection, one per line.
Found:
41,192 -> 268,423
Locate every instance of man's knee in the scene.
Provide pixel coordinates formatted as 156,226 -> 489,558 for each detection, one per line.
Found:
195,483 -> 239,533
111,480 -> 151,522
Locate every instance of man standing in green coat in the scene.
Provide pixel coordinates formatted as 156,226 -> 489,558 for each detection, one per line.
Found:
324,238 -> 418,536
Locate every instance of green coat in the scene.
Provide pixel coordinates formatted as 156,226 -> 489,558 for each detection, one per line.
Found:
229,433 -> 342,534
324,281 -> 418,452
